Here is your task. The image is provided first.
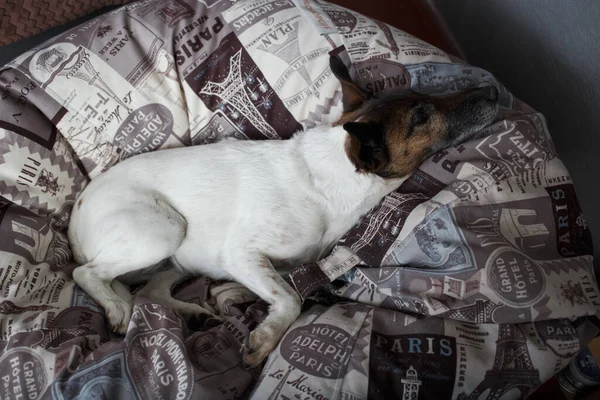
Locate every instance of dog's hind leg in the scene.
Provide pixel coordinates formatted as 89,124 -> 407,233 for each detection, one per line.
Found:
72,198 -> 186,334
135,268 -> 221,320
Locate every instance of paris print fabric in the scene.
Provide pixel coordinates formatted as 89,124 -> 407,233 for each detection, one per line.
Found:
0,0 -> 599,399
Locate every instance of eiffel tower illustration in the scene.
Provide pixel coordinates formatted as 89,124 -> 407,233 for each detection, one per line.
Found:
458,324 -> 541,400
440,300 -> 501,324
350,191 -> 427,254
267,365 -> 295,400
200,49 -> 278,139
257,21 -> 314,91
37,46 -> 132,114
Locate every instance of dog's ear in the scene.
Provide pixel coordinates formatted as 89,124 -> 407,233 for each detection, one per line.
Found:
330,56 -> 370,113
344,121 -> 389,173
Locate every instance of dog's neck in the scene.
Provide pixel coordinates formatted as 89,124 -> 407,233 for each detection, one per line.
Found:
295,125 -> 406,214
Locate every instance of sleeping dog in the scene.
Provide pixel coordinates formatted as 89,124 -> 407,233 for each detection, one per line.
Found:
68,56 -> 499,367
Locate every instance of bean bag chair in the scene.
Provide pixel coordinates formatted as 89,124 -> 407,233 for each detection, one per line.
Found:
0,0 -> 598,399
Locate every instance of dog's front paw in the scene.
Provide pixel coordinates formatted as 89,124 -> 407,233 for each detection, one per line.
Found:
240,327 -> 279,369
105,299 -> 132,334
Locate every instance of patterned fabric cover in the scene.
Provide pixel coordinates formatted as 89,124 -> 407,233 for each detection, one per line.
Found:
0,1 -> 598,399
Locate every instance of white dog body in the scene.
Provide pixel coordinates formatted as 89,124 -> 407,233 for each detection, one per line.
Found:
69,124 -> 402,364
70,124 -> 401,276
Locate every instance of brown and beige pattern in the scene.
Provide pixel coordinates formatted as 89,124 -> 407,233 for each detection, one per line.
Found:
0,1 -> 598,399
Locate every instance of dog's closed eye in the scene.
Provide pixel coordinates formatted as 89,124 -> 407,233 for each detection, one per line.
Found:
413,102 -> 435,124
413,105 -> 429,125
406,102 -> 434,138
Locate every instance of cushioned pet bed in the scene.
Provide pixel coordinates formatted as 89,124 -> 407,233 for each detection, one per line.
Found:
0,0 -> 598,399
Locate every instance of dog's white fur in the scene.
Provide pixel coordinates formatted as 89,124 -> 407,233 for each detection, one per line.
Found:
69,124 -> 404,364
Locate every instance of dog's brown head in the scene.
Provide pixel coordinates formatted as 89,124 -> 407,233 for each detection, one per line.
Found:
330,57 -> 499,178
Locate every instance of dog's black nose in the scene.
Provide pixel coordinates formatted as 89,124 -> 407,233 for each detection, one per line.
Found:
479,86 -> 499,101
